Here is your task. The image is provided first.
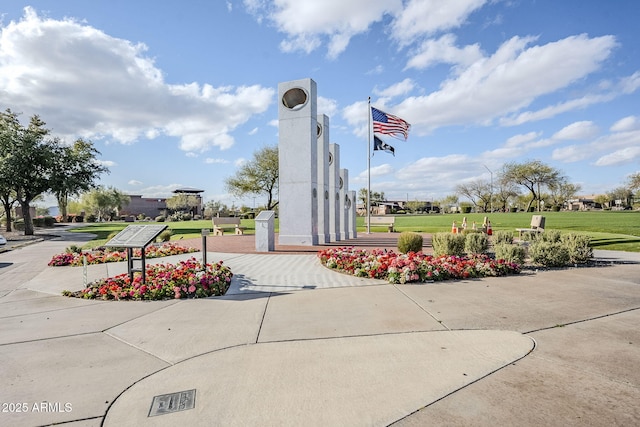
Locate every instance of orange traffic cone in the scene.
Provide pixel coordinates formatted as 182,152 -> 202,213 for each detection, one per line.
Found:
487,220 -> 493,235
451,221 -> 458,234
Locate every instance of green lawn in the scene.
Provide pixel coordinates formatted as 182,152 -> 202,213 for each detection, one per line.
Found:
70,211 -> 640,252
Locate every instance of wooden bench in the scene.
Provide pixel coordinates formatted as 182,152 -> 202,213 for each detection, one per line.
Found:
516,215 -> 545,238
212,217 -> 245,235
364,216 -> 396,232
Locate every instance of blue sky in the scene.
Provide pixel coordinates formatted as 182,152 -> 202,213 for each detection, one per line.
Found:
1,1 -> 639,209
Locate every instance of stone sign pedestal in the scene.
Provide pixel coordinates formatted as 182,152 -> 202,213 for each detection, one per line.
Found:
255,210 -> 275,252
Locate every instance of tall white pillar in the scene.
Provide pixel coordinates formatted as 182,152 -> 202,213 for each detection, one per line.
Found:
316,114 -> 330,244
278,78 -> 318,246
339,168 -> 349,240
349,190 -> 357,239
329,143 -> 341,241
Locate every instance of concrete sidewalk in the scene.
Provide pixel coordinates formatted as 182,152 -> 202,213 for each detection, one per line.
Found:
0,230 -> 638,426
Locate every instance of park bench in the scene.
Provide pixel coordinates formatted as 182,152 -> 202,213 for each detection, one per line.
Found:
364,216 -> 396,232
516,215 -> 545,238
212,217 -> 245,235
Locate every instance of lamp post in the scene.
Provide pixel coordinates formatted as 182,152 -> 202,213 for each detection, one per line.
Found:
483,165 -> 493,213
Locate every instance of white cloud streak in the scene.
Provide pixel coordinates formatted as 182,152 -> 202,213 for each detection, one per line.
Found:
0,8 -> 274,153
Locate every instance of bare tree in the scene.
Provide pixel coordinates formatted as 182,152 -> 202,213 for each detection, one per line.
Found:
456,179 -> 492,212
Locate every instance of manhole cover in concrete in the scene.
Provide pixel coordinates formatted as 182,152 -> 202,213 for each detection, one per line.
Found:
148,389 -> 196,417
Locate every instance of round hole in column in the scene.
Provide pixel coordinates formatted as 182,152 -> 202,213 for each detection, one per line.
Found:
282,87 -> 308,110
345,195 -> 351,209
339,177 -> 343,189
312,188 -> 317,198
317,123 -> 322,138
328,152 -> 333,165
324,190 -> 329,200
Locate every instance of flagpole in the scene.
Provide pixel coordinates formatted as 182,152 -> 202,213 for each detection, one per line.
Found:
367,97 -> 371,234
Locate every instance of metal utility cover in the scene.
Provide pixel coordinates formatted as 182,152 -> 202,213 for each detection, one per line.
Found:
148,389 -> 196,417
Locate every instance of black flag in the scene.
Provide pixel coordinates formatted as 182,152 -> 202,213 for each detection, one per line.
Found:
373,135 -> 395,156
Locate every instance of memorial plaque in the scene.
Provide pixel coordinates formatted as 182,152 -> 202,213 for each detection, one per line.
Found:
105,225 -> 168,248
148,389 -> 196,417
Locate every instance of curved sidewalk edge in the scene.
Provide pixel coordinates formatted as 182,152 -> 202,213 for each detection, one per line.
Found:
103,330 -> 535,427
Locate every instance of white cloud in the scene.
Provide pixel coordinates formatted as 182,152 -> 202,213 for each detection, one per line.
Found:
394,34 -> 617,133
247,0 -> 399,59
499,93 -> 614,126
234,157 -> 248,167
128,179 -> 143,186
97,159 -> 117,168
354,163 -> 394,181
373,78 -> 416,98
405,34 -> 483,71
610,115 -> 639,132
318,96 -> 339,118
248,127 -> 258,136
551,145 -> 592,163
391,0 -> 489,46
205,158 -> 230,164
0,8 -> 274,153
128,184 -> 184,198
552,121 -> 599,140
595,146 -> 640,166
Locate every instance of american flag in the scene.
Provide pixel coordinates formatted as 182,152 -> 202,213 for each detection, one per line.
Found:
371,107 -> 410,140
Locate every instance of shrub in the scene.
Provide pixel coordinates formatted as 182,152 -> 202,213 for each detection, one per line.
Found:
182,213 -> 192,221
492,230 -> 514,245
431,232 -> 465,257
397,232 -> 423,254
539,229 -> 562,243
561,233 -> 593,264
529,241 -> 570,267
155,215 -> 165,222
465,232 -> 489,255
86,214 -> 97,223
157,230 -> 173,242
137,214 -> 146,221
494,243 -> 526,264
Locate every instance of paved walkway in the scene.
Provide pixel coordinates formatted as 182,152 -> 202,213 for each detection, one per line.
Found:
0,229 -> 639,426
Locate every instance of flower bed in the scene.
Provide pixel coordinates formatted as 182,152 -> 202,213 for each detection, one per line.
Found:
62,257 -> 232,300
318,248 -> 520,284
48,242 -> 198,267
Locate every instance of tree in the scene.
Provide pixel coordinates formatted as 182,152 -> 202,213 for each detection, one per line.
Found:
166,194 -> 201,215
547,179 -> 582,210
203,200 -> 228,218
626,172 -> 640,192
494,180 -> 520,212
358,188 -> 386,207
455,179 -> 492,213
0,110 -> 56,235
607,187 -> 633,208
225,145 -> 279,210
81,186 -> 130,221
50,138 -> 109,222
501,160 -> 562,212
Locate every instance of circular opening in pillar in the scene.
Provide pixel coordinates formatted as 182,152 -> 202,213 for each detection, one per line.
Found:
317,123 -> 322,138
345,195 -> 352,209
339,177 -> 343,189
324,190 -> 329,200
328,152 -> 333,165
312,188 -> 317,198
282,87 -> 308,110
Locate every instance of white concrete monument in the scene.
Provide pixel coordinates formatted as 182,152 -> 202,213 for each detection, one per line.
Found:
339,168 -> 350,240
316,114 -> 331,244
329,143 -> 341,241
348,190 -> 357,239
278,78 -> 318,246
